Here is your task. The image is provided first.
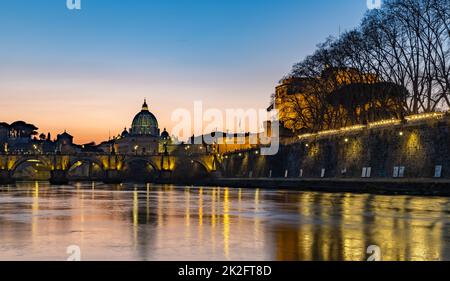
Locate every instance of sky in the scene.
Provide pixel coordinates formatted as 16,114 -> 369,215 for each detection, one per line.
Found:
0,0 -> 370,144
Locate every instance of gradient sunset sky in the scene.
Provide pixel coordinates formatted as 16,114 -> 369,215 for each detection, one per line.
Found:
0,0 -> 369,144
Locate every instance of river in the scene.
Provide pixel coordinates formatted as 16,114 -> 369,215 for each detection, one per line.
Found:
0,182 -> 449,261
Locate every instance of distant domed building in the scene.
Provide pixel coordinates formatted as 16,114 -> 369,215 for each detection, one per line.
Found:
112,100 -> 169,155
130,100 -> 160,136
160,128 -> 170,141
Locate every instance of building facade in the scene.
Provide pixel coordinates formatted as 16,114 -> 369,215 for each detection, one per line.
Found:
269,67 -> 408,133
104,100 -> 171,155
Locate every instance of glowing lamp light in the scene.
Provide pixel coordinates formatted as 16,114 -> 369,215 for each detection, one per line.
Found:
295,112 -> 444,143
344,138 -> 349,143
399,131 -> 404,136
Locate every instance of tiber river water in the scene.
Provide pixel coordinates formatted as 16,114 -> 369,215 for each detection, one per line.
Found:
0,182 -> 449,261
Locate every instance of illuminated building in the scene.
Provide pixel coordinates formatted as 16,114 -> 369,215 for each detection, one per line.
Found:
270,67 -> 383,133
0,122 -> 8,150
56,131 -> 76,153
107,100 -> 169,155
178,131 -> 263,155
0,121 -> 39,153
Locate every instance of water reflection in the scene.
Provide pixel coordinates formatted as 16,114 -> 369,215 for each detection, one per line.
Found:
0,182 -> 449,261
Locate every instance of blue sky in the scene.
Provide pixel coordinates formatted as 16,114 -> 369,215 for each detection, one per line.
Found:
0,0 -> 369,143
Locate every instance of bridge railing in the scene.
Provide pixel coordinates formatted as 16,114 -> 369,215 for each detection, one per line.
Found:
0,151 -> 218,158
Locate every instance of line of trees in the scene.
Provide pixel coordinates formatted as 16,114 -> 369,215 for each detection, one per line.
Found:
281,0 -> 449,132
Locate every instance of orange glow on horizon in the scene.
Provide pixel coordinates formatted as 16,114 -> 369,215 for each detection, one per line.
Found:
0,99 -> 269,145
0,60 -> 271,145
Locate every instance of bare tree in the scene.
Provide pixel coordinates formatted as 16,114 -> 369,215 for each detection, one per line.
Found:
280,0 -> 449,133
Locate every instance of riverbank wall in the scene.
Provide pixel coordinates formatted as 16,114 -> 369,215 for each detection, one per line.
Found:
221,113 -> 450,181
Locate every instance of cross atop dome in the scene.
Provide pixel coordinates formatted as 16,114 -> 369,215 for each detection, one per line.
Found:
142,99 -> 149,111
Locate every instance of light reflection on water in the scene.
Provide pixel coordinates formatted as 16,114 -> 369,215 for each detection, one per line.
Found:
0,182 -> 449,261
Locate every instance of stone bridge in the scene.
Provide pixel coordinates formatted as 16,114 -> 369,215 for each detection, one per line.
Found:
0,152 -> 221,184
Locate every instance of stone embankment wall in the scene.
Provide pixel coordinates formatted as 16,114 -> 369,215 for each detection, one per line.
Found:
221,115 -> 450,180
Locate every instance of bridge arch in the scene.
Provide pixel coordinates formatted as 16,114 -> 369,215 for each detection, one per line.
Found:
10,156 -> 53,180
122,157 -> 159,183
67,157 -> 106,180
191,159 -> 211,172
172,158 -> 210,181
10,156 -> 53,173
123,157 -> 159,171
68,157 -> 105,172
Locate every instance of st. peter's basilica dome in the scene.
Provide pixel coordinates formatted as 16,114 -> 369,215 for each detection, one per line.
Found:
130,100 -> 159,136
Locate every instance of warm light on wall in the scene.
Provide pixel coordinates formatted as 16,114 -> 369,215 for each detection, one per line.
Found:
162,156 -> 171,171
296,112 -> 446,141
405,112 -> 445,122
369,119 -> 401,128
308,144 -> 319,157
404,131 -> 425,163
298,125 -> 364,140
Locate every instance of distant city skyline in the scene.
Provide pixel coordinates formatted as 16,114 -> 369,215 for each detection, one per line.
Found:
0,0 -> 369,144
